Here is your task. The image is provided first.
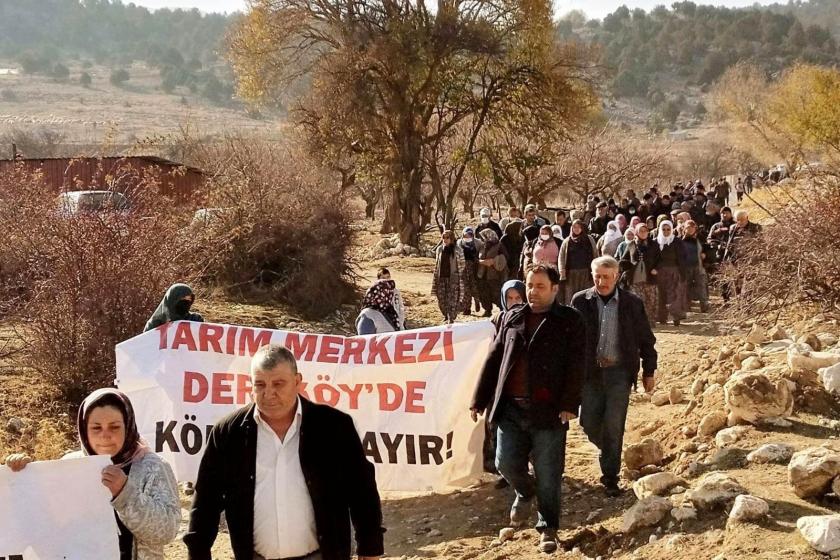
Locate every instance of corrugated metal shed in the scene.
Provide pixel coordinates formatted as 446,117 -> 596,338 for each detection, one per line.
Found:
0,156 -> 204,203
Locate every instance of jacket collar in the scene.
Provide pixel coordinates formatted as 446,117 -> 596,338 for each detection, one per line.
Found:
241,397 -> 314,428
584,287 -> 619,303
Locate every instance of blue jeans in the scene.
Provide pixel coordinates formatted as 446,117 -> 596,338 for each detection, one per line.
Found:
579,367 -> 632,485
495,401 -> 567,531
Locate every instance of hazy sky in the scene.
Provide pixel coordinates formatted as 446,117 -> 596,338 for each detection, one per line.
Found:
130,0 -> 782,19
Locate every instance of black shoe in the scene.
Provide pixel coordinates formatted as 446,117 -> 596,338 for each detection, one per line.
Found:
673,319 -> 680,327
494,477 -> 509,489
604,483 -> 622,497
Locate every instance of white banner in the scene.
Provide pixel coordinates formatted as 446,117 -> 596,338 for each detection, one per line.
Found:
0,455 -> 119,559
115,320 -> 494,492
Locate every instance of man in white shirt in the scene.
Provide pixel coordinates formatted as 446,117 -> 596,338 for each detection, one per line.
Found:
185,345 -> 385,560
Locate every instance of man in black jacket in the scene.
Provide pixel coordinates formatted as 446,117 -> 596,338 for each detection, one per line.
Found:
571,256 -> 657,497
470,264 -> 585,553
184,345 -> 384,560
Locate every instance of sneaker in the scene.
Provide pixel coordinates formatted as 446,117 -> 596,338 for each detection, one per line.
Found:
510,497 -> 533,528
539,530 -> 558,553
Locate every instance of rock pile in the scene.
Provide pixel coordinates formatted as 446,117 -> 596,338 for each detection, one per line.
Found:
370,235 -> 435,258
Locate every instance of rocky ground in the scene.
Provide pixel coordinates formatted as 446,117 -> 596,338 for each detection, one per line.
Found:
2,218 -> 840,560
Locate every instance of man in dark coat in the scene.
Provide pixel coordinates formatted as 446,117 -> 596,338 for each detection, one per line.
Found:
470,264 -> 585,553
571,256 -> 657,496
588,202 -> 609,239
184,345 -> 384,560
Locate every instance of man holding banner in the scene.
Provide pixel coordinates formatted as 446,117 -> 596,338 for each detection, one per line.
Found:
470,264 -> 586,554
184,344 -> 385,560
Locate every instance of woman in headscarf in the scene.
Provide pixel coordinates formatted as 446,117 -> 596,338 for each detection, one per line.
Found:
614,227 -> 636,260
476,229 -> 508,317
615,213 -> 628,233
654,220 -> 687,326
431,230 -> 466,324
356,279 -> 402,335
596,221 -> 623,258
144,283 -> 203,332
558,219 -> 597,304
4,389 -> 180,560
619,223 -> 660,327
679,220 -> 710,313
499,220 -> 525,281
629,216 -> 642,231
518,222 -> 541,278
531,224 -> 561,270
457,227 -> 483,315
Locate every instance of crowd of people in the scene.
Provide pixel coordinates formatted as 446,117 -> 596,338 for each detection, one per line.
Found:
1,177 -> 765,559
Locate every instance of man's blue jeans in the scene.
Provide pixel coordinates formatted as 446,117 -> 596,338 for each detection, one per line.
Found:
495,401 -> 567,532
579,366 -> 632,485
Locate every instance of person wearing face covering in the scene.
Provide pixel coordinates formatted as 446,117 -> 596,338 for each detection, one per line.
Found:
654,220 -> 687,326
432,230 -> 466,324
475,207 -> 503,239
558,220 -> 597,304
499,221 -> 525,281
596,221 -> 623,258
4,389 -> 181,560
144,283 -> 204,332
532,225 -> 561,270
519,223 -> 542,278
476,229 -> 508,317
458,227 -> 483,316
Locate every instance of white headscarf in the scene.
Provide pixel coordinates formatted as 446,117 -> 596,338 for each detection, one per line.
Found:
656,220 -> 675,249
602,221 -> 623,246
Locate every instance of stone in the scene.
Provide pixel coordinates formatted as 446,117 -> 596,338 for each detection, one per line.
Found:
669,387 -> 684,405
639,420 -> 664,436
698,411 -> 728,436
741,356 -> 764,371
706,448 -> 748,470
498,527 -> 515,542
621,496 -> 672,532
375,238 -> 392,250
633,472 -> 685,499
681,426 -> 697,438
756,416 -> 793,428
671,485 -> 687,494
746,324 -> 766,344
639,464 -> 664,476
798,334 -> 822,352
652,392 -> 671,406
817,333 -> 839,349
728,495 -> 769,524
686,472 -> 747,509
428,529 -> 442,537
819,363 -> 840,395
715,426 -> 750,448
760,340 -> 796,355
691,378 -> 706,396
671,503 -> 698,522
624,439 -> 664,470
5,417 -> 24,434
747,443 -> 795,464
622,467 -> 642,481
724,372 -> 794,425
705,381 -> 725,394
797,515 -> 840,553
788,345 -> 840,373
788,447 -> 840,499
833,476 -> 840,497
767,325 -> 789,341
717,347 -> 734,362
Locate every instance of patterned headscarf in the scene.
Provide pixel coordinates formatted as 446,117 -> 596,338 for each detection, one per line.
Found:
362,279 -> 399,330
77,388 -> 149,469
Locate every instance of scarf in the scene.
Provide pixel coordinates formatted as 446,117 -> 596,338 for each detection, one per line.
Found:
77,388 -> 150,469
656,220 -> 675,249
500,280 -> 527,310
602,221 -> 623,246
362,280 -> 399,330
144,283 -> 196,332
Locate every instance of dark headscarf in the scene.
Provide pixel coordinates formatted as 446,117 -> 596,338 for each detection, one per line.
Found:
77,388 -> 149,469
362,280 -> 399,330
522,224 -> 540,243
144,283 -> 203,332
500,280 -> 526,310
